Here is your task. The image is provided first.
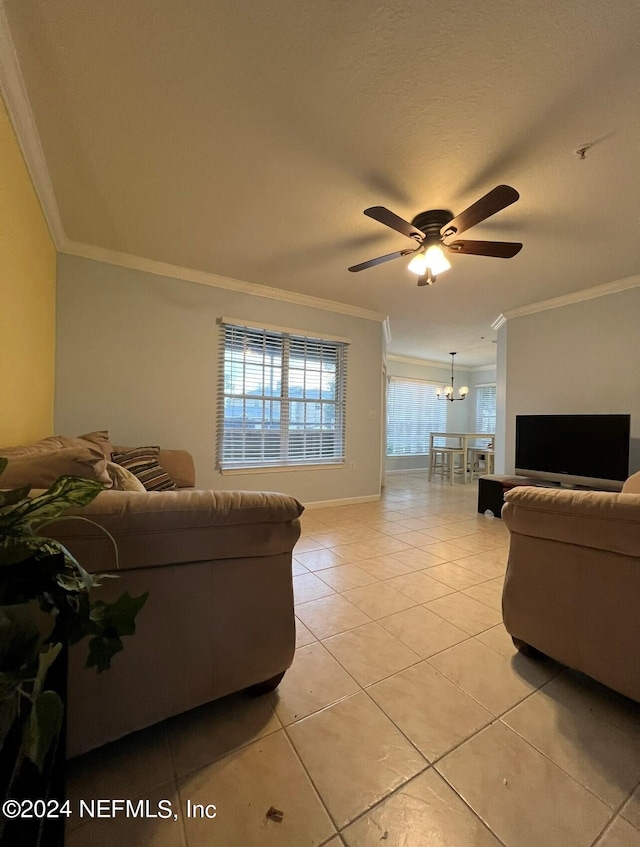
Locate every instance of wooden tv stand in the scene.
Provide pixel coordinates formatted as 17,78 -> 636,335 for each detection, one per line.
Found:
477,474 -> 569,517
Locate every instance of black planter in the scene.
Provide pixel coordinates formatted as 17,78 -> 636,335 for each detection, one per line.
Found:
0,643 -> 67,847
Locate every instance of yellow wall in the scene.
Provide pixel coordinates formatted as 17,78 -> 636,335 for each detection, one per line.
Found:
0,92 -> 56,446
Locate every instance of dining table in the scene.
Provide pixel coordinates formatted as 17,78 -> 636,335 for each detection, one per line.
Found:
429,432 -> 495,483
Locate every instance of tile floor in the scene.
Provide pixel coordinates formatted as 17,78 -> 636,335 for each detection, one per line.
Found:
66,474 -> 640,846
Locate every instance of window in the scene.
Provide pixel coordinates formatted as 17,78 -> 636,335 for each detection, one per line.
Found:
218,320 -> 348,470
475,384 -> 497,433
386,377 -> 447,456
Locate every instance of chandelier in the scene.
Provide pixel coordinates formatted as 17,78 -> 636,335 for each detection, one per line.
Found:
436,352 -> 469,402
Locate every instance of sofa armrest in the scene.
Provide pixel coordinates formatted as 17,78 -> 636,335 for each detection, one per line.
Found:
623,471 -> 640,494
43,489 -> 304,572
157,450 -> 195,488
502,486 -> 640,557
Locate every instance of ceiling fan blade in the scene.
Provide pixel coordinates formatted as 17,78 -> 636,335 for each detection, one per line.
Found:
364,207 -> 426,241
446,240 -> 523,258
348,248 -> 417,272
440,185 -> 519,241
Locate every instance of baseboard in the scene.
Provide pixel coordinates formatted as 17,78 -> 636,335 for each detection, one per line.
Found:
385,467 -> 428,475
303,493 -> 381,509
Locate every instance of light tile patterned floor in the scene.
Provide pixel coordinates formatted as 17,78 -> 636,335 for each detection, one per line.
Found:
66,474 -> 640,847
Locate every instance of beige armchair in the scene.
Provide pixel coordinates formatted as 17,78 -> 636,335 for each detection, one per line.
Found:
501,471 -> 640,702
2,435 -> 304,755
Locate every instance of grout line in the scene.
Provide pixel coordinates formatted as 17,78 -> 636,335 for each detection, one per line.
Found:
164,721 -> 191,847
433,762 -> 510,847
280,720 -> 345,838
76,475 -> 616,846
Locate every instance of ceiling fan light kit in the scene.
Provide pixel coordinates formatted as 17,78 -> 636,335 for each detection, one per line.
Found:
348,185 -> 523,286
436,353 -> 468,401
407,243 -> 452,277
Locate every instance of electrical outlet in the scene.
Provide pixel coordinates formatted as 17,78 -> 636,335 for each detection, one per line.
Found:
349,461 -> 356,471
369,410 -> 377,420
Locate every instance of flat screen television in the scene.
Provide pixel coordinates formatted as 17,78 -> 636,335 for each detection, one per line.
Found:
515,414 -> 630,491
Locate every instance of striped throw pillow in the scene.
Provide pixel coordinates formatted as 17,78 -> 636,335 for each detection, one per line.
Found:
111,446 -> 177,491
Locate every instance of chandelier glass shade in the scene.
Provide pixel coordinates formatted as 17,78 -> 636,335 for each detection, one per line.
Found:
436,352 -> 468,402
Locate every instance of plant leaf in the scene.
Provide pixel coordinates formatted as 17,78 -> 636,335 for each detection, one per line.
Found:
0,535 -> 65,569
92,591 -> 149,637
84,590 -> 148,671
0,607 -> 42,677
0,690 -> 19,751
3,475 -> 104,527
33,643 -> 62,697
0,484 -> 32,508
53,592 -> 95,645
85,635 -> 124,673
22,690 -> 64,774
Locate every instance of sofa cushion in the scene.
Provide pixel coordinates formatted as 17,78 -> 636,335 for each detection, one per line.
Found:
0,445 -> 112,489
112,447 -> 177,491
105,461 -> 147,492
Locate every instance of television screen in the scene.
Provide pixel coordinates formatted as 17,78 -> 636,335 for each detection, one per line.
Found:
515,414 -> 630,489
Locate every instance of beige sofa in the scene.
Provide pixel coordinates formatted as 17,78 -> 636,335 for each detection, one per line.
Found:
1,438 -> 303,757
501,471 -> 640,702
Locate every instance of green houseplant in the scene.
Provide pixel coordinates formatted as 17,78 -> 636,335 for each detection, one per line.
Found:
0,457 -> 148,845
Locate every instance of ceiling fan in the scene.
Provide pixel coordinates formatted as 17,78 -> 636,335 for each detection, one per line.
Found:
348,185 -> 522,286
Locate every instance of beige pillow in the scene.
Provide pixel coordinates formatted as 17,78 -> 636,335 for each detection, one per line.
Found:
105,461 -> 146,492
0,431 -> 113,460
0,446 -> 112,489
76,430 -> 113,459
0,436 -> 66,457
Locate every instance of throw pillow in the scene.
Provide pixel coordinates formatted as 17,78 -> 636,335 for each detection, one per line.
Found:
111,447 -> 177,491
0,446 -> 112,489
0,436 -> 66,457
105,461 -> 147,492
76,430 -> 114,459
0,431 -> 113,461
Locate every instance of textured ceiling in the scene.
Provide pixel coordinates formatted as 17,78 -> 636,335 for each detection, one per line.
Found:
4,0 -> 639,364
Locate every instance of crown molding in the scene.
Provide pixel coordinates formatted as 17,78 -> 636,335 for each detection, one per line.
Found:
386,353 -> 451,369
0,9 -> 388,325
491,314 -> 507,331
386,353 -> 495,371
382,317 -> 392,345
63,240 -> 389,323
493,274 -> 640,326
0,2 -> 65,247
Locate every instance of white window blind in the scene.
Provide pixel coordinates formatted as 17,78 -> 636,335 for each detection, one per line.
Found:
387,377 -> 447,456
218,322 -> 348,469
475,384 -> 497,433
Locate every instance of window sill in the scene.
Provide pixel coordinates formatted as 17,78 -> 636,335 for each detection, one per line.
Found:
218,463 -> 345,476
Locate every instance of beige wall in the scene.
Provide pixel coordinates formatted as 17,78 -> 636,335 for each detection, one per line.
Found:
0,93 -> 56,446
499,284 -> 640,476
55,254 -> 384,505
